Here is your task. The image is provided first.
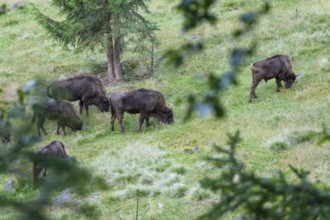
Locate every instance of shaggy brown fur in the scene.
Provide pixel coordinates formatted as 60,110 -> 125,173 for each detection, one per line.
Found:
32,140 -> 68,187
110,89 -> 174,132
47,75 -> 109,115
250,54 -> 298,103
32,100 -> 83,136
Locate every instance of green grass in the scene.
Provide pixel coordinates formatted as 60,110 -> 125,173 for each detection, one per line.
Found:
1,0 -> 330,219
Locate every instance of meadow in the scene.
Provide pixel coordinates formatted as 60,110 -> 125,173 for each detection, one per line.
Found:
0,0 -> 329,219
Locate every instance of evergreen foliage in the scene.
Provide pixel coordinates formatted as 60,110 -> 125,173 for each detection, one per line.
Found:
34,0 -> 157,81
200,131 -> 330,219
0,81 -> 106,219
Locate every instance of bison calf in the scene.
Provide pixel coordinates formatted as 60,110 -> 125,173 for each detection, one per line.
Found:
32,100 -> 83,136
250,54 -> 298,102
110,89 -> 174,132
47,75 -> 109,115
32,140 -> 68,187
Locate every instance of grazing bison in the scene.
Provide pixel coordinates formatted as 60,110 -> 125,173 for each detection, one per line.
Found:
47,75 -> 109,115
32,140 -> 68,187
32,100 -> 83,136
249,54 -> 298,102
110,89 -> 174,132
0,116 -> 10,144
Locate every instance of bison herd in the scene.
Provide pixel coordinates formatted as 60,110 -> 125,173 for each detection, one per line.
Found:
31,75 -> 174,136
1,54 -> 298,186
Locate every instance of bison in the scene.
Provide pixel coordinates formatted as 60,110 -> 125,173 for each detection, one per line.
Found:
110,89 -> 174,132
47,75 -> 109,115
32,140 -> 69,187
249,54 -> 298,102
32,100 -> 83,136
0,116 -> 10,144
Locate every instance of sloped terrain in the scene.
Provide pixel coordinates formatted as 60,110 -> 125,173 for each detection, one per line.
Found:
0,0 -> 329,219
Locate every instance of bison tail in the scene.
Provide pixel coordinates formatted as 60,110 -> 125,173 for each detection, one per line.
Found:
251,64 -> 258,71
251,65 -> 261,75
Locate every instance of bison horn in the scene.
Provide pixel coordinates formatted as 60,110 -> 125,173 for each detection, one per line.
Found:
295,73 -> 301,77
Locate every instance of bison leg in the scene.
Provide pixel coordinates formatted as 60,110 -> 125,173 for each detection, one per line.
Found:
250,70 -> 262,103
117,113 -> 125,133
146,116 -> 150,127
83,97 -> 89,116
57,122 -> 66,135
32,162 -> 38,188
110,113 -> 117,131
79,100 -> 84,114
138,113 -> 148,132
276,78 -> 282,92
249,77 -> 261,103
33,165 -> 44,188
63,126 -> 66,135
37,117 -> 47,136
43,168 -> 47,177
56,122 -> 61,135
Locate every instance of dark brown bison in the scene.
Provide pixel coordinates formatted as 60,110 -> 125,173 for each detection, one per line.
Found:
110,89 -> 174,132
249,54 -> 298,102
47,75 -> 109,115
0,116 -> 10,144
32,140 -> 68,187
32,100 -> 83,136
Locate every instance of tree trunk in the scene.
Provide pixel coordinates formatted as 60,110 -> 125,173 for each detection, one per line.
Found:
150,42 -> 154,75
106,12 -> 116,82
113,14 -> 123,81
107,36 -> 116,82
113,37 -> 123,81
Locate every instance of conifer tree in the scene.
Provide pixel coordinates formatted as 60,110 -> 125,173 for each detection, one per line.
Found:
35,0 -> 156,82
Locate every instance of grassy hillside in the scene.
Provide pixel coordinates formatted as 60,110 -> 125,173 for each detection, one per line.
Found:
1,0 -> 330,219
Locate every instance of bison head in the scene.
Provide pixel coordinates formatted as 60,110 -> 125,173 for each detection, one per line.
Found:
99,96 -> 110,112
285,73 -> 297,88
68,116 -> 83,132
161,108 -> 174,124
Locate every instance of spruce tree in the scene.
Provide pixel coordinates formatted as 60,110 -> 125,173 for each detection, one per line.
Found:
35,0 -> 157,82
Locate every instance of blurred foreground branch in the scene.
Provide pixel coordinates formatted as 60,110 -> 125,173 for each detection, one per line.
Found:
0,81 -> 106,219
200,131 -> 330,219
